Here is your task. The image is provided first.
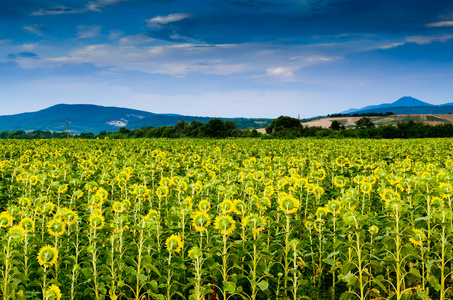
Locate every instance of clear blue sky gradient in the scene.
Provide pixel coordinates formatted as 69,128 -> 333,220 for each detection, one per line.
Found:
1,0 -> 453,118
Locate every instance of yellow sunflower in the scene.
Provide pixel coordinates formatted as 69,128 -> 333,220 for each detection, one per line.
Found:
214,215 -> 236,235
165,234 -> 183,252
191,211 -> 211,232
19,217 -> 35,232
37,245 -> 58,267
243,214 -> 266,234
0,211 -> 12,228
278,195 -> 300,214
89,214 -> 105,230
44,284 -> 62,300
47,219 -> 66,237
219,199 -> 234,214
8,225 -> 25,242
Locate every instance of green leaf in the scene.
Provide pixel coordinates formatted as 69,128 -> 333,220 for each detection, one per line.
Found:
223,281 -> 236,293
257,280 -> 269,291
416,288 -> 430,300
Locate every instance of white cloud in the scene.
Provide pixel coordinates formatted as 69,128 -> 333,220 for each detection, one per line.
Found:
406,35 -> 453,45
266,66 -> 296,78
86,0 -> 130,12
23,25 -> 46,36
426,21 -> 453,28
76,25 -> 102,39
146,13 -> 191,28
118,34 -> 154,45
31,6 -> 81,16
21,43 -> 39,50
0,39 -> 12,45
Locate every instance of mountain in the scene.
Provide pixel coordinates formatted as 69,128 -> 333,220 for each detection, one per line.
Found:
341,97 -> 435,114
0,104 -> 272,134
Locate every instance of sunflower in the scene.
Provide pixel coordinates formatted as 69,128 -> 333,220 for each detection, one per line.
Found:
360,182 -> 373,194
409,228 -> 426,247
245,186 -> 255,196
44,284 -> 62,300
47,219 -> 66,237
18,197 -> 31,207
312,186 -> 324,198
191,211 -> 211,232
219,199 -> 234,214
37,245 -> 58,267
232,200 -> 246,215
0,211 -> 12,228
263,185 -> 274,197
64,209 -> 78,226
253,170 -> 265,182
256,197 -> 271,211
156,185 -> 169,198
35,201 -> 55,216
214,215 -> 236,235
304,220 -> 314,230
315,207 -> 329,219
89,195 -> 104,208
188,247 -> 202,260
8,225 -> 25,242
326,200 -> 342,215
278,195 -> 300,214
89,214 -> 105,230
95,188 -> 109,200
333,176 -> 348,188
165,234 -> 183,252
368,225 -> 379,235
243,214 -> 266,234
112,201 -> 124,213
198,200 -> 211,212
19,217 -> 35,232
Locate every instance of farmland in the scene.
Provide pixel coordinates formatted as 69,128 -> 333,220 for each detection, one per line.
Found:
1,138 -> 453,300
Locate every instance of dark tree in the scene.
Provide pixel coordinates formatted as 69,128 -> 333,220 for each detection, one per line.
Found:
355,117 -> 375,129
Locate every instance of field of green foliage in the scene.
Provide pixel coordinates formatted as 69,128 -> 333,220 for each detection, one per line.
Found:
1,138 -> 453,300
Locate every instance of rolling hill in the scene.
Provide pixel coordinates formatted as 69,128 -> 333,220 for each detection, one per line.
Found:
0,104 -> 272,134
341,96 -> 453,115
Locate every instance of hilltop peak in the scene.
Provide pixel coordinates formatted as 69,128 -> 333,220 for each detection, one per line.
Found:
392,97 -> 433,107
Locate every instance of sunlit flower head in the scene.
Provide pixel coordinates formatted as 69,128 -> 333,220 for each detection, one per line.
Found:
165,234 -> 183,252
243,214 -> 266,235
198,200 -> 211,212
47,219 -> 66,237
89,214 -> 105,230
37,245 -> 58,267
219,199 -> 234,214
214,215 -> 236,235
369,225 -> 379,235
0,211 -> 12,228
19,217 -> 35,232
8,225 -> 25,243
278,195 -> 300,214
232,200 -> 246,215
44,284 -> 62,300
192,211 -> 211,232
409,228 -> 426,247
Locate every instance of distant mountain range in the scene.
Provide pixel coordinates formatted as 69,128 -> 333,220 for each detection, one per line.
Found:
341,96 -> 453,115
0,104 -> 272,134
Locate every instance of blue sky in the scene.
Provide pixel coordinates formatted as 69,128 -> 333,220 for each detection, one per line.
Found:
1,0 -> 453,118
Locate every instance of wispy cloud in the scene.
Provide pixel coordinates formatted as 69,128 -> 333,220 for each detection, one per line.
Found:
76,25 -> 102,39
86,0 -> 131,12
0,39 -> 12,45
406,35 -> 453,45
31,6 -> 80,16
23,25 -> 47,36
146,13 -> 191,28
426,21 -> 453,28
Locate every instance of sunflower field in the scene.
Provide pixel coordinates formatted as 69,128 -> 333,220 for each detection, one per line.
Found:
1,138 -> 453,300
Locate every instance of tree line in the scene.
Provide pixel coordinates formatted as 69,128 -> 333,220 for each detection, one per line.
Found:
2,116 -> 453,139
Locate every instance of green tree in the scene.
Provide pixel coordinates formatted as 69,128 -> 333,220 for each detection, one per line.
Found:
355,117 -> 375,129
266,116 -> 302,137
